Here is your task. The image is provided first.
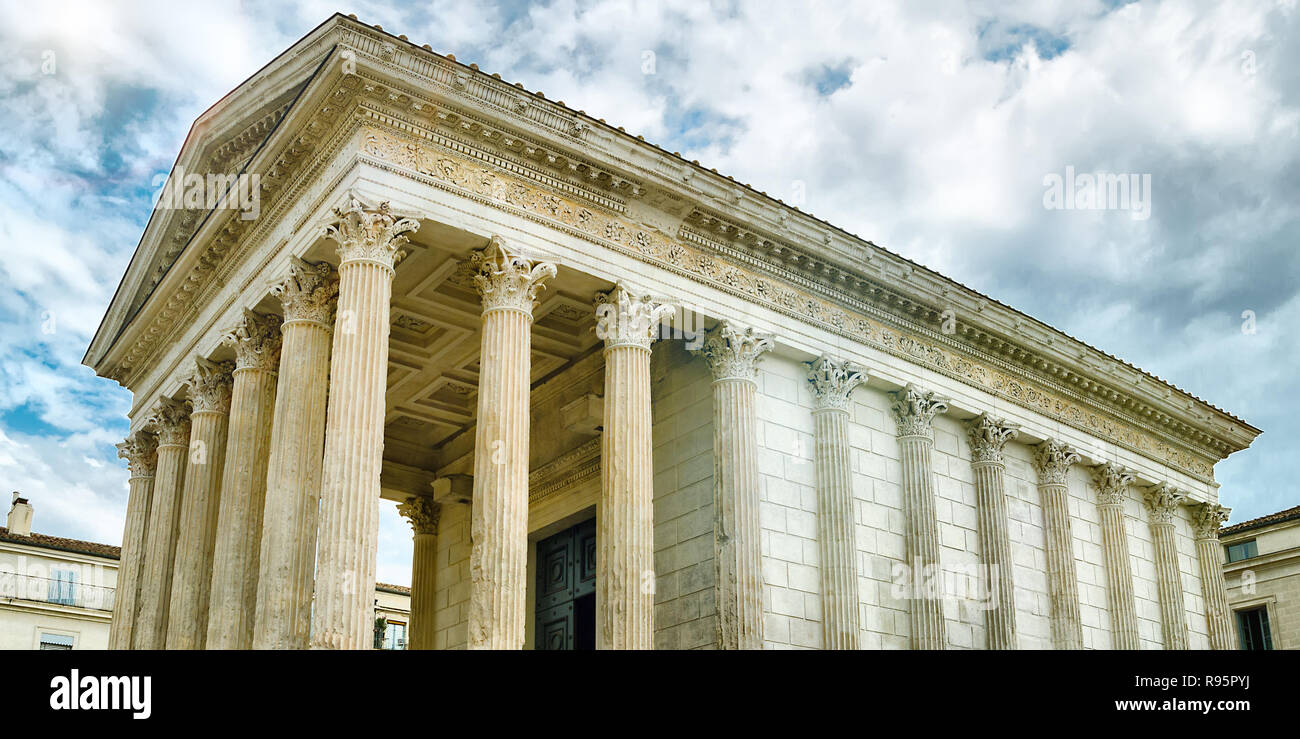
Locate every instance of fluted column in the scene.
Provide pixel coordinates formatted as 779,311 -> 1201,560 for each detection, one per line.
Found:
1191,502 -> 1235,650
313,199 -> 418,650
398,496 -> 441,650
134,398 -> 190,649
806,355 -> 865,650
207,310 -> 281,649
1092,462 -> 1140,649
466,237 -> 555,650
1033,439 -> 1083,650
695,322 -> 773,650
594,285 -> 673,649
967,413 -> 1020,650
1144,483 -> 1189,650
166,358 -> 232,649
109,431 -> 157,650
890,384 -> 949,650
252,257 -> 338,650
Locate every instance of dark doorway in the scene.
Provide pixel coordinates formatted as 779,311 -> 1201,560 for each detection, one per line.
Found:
534,518 -> 596,650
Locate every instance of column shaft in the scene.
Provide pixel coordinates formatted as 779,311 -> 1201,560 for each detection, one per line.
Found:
813,408 -> 859,649
1034,440 -> 1083,649
1192,503 -> 1235,650
973,462 -> 1017,649
109,433 -> 157,650
1093,463 -> 1140,649
399,496 -> 441,651
134,400 -> 190,649
253,258 -> 337,650
891,384 -> 949,650
207,314 -> 280,649
1145,484 -> 1189,650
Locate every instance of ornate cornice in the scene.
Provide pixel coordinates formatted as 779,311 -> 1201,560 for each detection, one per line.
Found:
1091,462 -> 1135,507
468,235 -> 557,316
221,308 -> 283,371
272,256 -> 339,326
116,431 -> 158,478
146,397 -> 191,447
593,284 -> 674,351
1033,439 -> 1081,486
528,438 -> 601,504
966,413 -> 1019,465
695,321 -> 774,382
189,357 -> 234,414
397,496 -> 442,536
353,126 -> 1224,482
889,384 -> 948,438
1143,483 -> 1188,526
1190,502 -> 1231,540
806,355 -> 864,413
323,196 -> 420,271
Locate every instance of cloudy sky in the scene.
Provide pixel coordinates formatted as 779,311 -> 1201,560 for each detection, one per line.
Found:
0,0 -> 1296,586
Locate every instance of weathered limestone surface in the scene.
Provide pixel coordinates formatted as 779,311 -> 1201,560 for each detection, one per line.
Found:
696,321 -> 773,650
166,359 -> 232,649
109,432 -> 157,650
398,496 -> 441,650
134,397 -> 190,650
890,384 -> 949,650
1191,503 -> 1235,650
806,355 -> 864,650
467,237 -> 554,649
594,285 -> 672,649
1092,462 -> 1141,649
314,199 -> 418,650
253,257 -> 337,650
1033,439 -> 1083,650
966,413 -> 1019,650
206,310 -> 281,649
1144,483 -> 1189,649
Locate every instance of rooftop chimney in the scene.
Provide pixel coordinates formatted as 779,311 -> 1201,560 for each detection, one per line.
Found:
7,492 -> 32,537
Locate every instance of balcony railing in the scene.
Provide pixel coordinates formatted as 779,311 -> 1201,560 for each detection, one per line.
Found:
0,574 -> 115,612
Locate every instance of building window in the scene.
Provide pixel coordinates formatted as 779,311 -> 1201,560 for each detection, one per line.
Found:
39,633 -> 75,650
1236,607 -> 1273,650
1224,539 -> 1258,563
383,620 -> 407,650
48,569 -> 78,606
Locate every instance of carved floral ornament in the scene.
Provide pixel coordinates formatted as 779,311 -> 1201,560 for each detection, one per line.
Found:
397,496 -> 442,536
1143,483 -> 1189,526
889,384 -> 949,438
146,397 -> 191,447
272,256 -> 339,326
116,431 -> 158,478
221,308 -> 282,371
806,355 -> 865,413
188,357 -> 235,414
694,321 -> 774,382
322,197 -> 420,271
593,284 -> 675,351
469,236 -> 557,315
1032,439 -> 1081,485
1191,502 -> 1231,540
1091,461 -> 1136,506
353,126 -> 1219,482
966,413 -> 1019,465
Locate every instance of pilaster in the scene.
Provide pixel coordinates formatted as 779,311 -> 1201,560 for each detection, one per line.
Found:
1032,438 -> 1083,650
966,413 -> 1019,650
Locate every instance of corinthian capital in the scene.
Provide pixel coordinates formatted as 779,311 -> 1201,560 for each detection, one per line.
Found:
221,309 -> 282,371
1091,462 -> 1135,506
1142,483 -> 1188,526
806,355 -> 865,412
188,357 -> 234,414
116,431 -> 158,478
323,197 -> 420,270
1032,439 -> 1080,485
146,397 -> 191,447
272,256 -> 339,326
889,384 -> 949,438
397,497 -> 442,536
694,321 -> 774,382
1190,502 -> 1230,540
469,236 -> 557,315
593,284 -> 675,351
966,413 -> 1019,465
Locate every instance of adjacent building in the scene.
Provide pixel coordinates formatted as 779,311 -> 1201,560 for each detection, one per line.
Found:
1221,505 -> 1300,650
0,494 -> 119,649
83,14 -> 1260,649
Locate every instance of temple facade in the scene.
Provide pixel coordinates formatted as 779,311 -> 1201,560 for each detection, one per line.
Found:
84,14 -> 1259,650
